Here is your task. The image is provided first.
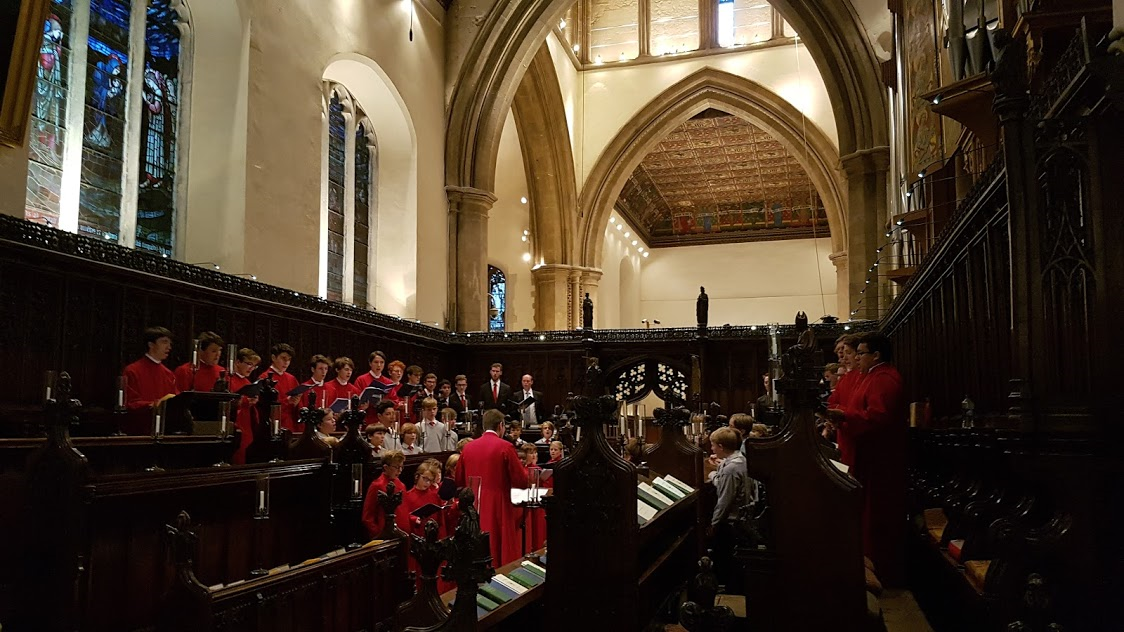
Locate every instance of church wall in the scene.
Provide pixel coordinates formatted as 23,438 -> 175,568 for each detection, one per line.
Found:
639,238 -> 837,327
598,213 -> 645,329
242,0 -> 447,324
545,32 -> 584,192
0,141 -> 29,218
488,111 -> 535,332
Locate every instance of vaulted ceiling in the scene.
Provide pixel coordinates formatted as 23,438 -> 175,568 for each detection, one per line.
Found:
615,109 -> 829,247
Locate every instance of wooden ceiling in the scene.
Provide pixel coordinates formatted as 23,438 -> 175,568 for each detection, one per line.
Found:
616,109 -> 828,247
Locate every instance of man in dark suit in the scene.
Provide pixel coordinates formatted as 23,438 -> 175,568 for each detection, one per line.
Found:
450,374 -> 472,414
515,373 -> 545,427
478,363 -> 512,412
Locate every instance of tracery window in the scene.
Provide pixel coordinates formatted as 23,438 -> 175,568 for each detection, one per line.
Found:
488,265 -> 507,332
321,83 -> 377,307
26,0 -> 189,258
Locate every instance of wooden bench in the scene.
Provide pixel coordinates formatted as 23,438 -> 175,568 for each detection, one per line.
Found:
160,511 -> 408,632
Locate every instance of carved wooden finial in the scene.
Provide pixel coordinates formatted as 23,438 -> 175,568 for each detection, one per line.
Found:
378,480 -> 406,540
678,556 -> 735,632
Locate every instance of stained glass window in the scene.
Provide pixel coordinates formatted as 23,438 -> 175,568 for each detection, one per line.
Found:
488,265 -> 506,332
326,92 -> 346,303
25,0 -> 74,228
353,121 -> 372,309
25,0 -> 189,256
135,0 -> 181,256
79,0 -> 131,242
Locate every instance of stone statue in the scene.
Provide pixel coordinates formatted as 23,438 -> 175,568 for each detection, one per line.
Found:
696,286 -> 709,332
582,292 -> 593,330
781,312 -> 817,383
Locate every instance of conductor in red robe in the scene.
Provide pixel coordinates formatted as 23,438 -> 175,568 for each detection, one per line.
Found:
173,331 -> 225,392
827,332 -> 907,586
455,409 -> 529,567
121,326 -> 179,434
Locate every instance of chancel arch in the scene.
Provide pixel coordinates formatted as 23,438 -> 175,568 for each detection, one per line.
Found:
577,67 -> 847,315
322,55 -> 416,318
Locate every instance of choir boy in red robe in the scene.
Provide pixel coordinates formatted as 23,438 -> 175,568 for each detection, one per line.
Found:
396,459 -> 449,589
259,343 -> 299,431
519,443 -> 548,551
226,348 -> 261,464
827,332 -> 907,586
355,351 -> 394,422
383,360 -> 406,417
362,449 -> 405,539
326,356 -> 360,407
455,409 -> 529,567
300,355 -> 333,410
121,326 -> 179,434
173,331 -> 225,392
826,334 -> 862,466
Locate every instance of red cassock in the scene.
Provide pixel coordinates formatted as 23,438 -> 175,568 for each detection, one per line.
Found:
362,473 -> 405,539
455,431 -> 528,567
828,370 -> 867,467
354,372 -> 394,423
173,362 -> 224,393
227,373 -> 257,465
259,367 -> 299,431
396,486 -> 449,588
523,464 -> 548,552
327,380 -> 361,408
838,363 -> 908,586
122,357 -> 178,435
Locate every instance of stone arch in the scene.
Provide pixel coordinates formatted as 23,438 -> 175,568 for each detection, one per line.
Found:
577,67 -> 845,272
445,0 -> 886,196
511,43 -> 576,267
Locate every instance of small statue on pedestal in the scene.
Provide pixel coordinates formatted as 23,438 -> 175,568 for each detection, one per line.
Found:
696,286 -> 709,335
582,293 -> 594,330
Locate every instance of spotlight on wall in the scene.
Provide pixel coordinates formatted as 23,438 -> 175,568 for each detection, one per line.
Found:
616,224 -> 623,231
232,273 -> 258,281
189,261 -> 222,270
559,18 -> 566,29
624,231 -> 630,238
522,252 -> 532,262
520,196 -> 528,204
643,252 -> 649,258
631,240 -> 638,246
573,43 -> 580,53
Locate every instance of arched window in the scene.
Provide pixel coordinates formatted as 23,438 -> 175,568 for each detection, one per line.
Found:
321,82 -> 378,307
326,90 -> 346,302
25,0 -> 190,258
353,120 -> 375,310
488,265 -> 506,332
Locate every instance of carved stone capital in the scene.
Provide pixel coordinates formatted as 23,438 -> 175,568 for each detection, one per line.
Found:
828,250 -> 848,267
445,186 -> 498,218
838,146 -> 891,178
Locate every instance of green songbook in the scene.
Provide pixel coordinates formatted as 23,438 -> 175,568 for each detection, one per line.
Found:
520,560 -> 547,578
653,478 -> 686,500
638,487 -> 670,510
478,582 -> 512,604
476,593 -> 500,612
663,475 -> 694,495
508,567 -> 544,588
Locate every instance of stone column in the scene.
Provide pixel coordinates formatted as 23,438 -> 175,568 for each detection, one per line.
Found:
447,186 -> 498,332
531,264 -> 573,330
568,267 -> 583,329
829,250 -> 849,319
840,147 -> 890,320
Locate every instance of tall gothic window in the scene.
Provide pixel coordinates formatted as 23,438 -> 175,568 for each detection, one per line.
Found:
321,83 -> 377,307
326,91 -> 346,302
488,265 -> 506,332
353,120 -> 374,310
25,0 -> 190,258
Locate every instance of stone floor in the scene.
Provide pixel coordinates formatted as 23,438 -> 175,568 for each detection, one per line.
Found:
881,589 -> 934,632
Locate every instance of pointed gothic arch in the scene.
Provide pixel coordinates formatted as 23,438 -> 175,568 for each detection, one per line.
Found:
577,67 -> 845,272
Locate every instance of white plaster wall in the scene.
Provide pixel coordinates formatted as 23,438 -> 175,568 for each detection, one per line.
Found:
179,0 -> 250,272
545,32 -> 584,190
488,112 -> 535,331
639,238 -> 837,327
849,0 -> 894,61
0,137 -> 30,217
598,213 -> 646,329
243,0 -> 447,324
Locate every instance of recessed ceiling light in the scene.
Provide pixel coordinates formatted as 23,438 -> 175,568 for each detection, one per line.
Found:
520,196 -> 527,204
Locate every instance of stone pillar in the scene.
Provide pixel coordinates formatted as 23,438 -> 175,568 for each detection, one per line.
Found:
829,250 -> 849,319
840,147 -> 890,320
447,186 -> 498,332
568,268 -> 583,329
531,265 -> 573,330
